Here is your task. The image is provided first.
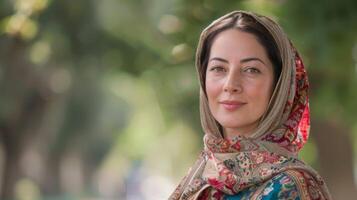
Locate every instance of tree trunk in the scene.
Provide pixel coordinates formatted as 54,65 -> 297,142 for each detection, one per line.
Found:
0,126 -> 21,200
312,118 -> 357,199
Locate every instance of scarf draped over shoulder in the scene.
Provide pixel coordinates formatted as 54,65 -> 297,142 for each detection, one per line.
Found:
169,10 -> 332,200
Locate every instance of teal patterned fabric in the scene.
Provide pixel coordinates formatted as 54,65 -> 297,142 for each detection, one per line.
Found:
224,172 -> 301,200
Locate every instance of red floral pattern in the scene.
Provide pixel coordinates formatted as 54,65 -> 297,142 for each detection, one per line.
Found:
262,52 -> 310,153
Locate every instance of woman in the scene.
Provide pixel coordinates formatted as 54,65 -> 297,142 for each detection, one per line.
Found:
169,10 -> 332,200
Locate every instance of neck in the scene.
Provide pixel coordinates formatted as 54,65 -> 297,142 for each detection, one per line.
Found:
223,123 -> 258,140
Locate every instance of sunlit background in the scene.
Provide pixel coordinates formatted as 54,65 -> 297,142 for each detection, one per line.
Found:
0,0 -> 357,199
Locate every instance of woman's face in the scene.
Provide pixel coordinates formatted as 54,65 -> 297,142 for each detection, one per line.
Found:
205,29 -> 275,138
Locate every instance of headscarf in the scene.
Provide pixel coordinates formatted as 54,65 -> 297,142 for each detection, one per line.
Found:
169,10 -> 332,200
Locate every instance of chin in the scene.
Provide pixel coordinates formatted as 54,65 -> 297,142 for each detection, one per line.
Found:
217,119 -> 246,129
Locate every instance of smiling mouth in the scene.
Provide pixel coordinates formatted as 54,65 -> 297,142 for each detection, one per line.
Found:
219,101 -> 246,111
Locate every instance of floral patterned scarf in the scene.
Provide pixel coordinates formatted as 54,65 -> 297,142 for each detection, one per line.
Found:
169,11 -> 332,200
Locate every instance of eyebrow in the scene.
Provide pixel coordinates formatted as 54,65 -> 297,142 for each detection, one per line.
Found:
209,57 -> 266,65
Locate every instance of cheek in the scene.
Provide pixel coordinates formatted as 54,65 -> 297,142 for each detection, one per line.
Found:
205,79 -> 222,102
246,80 -> 273,108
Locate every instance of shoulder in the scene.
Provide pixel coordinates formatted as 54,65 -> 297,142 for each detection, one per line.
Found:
259,169 -> 327,200
225,170 -> 329,200
283,169 -> 328,199
257,172 -> 301,200
225,173 -> 300,200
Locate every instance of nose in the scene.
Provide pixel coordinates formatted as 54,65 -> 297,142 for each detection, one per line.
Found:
223,73 -> 242,93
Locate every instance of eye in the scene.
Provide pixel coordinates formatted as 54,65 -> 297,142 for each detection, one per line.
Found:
244,67 -> 260,74
209,66 -> 226,73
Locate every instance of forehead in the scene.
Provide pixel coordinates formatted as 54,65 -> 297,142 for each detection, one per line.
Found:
209,29 -> 268,59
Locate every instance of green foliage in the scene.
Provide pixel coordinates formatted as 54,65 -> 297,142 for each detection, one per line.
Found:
1,0 -> 356,198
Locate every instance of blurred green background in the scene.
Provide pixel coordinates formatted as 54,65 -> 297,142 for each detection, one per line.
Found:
0,0 -> 356,199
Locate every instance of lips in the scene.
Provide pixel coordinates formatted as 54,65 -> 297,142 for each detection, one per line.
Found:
219,100 -> 246,111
